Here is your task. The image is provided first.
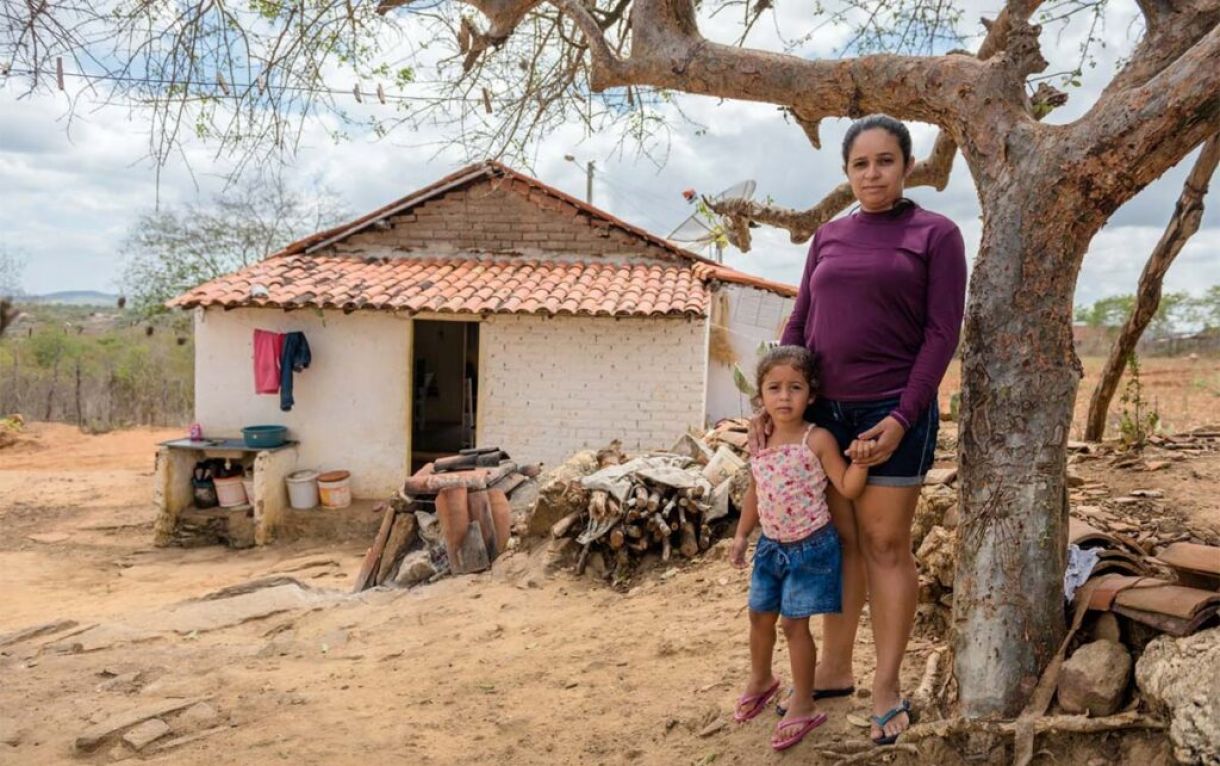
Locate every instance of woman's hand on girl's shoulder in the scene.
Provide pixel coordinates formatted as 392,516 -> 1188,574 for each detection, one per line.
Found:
747,410 -> 772,454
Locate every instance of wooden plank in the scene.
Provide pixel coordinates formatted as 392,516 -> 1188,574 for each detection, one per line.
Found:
352,505 -> 398,593
374,509 -> 419,585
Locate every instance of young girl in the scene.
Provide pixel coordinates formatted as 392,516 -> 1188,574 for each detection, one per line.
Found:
731,345 -> 868,751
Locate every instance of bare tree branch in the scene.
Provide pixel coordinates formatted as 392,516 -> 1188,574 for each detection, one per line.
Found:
1084,133 -> 1220,440
1071,22 -> 1220,210
707,1 -> 1059,250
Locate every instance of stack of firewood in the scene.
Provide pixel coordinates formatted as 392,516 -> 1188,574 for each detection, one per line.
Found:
550,445 -> 744,583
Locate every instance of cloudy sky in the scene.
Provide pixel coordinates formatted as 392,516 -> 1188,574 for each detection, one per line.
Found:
1,0 -> 1216,306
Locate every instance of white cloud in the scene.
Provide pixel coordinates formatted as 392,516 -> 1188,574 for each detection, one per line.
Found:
1,2 -> 1216,305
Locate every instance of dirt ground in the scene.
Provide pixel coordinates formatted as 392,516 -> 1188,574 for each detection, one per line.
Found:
2,361 -> 1218,765
939,355 -> 1220,440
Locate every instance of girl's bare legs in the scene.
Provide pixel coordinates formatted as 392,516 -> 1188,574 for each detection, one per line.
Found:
781,616 -> 817,721
739,609 -> 780,715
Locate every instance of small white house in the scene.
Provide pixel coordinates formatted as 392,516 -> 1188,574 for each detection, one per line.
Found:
170,161 -> 795,500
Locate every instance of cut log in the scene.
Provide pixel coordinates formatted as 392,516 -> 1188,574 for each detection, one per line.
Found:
680,521 -> 699,558
661,534 -> 672,562
609,528 -> 625,549
550,510 -> 581,539
576,541 -> 592,575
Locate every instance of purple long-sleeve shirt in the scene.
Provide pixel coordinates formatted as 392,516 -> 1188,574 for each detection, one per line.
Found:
780,203 -> 967,429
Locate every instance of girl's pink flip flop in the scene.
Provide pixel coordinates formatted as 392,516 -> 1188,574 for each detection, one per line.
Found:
770,712 -> 829,750
733,679 -> 782,723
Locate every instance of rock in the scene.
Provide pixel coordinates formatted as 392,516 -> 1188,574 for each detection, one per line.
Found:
924,467 -> 957,486
527,451 -> 598,537
0,718 -> 24,746
1067,471 -> 1086,488
507,480 -> 539,526
1135,627 -> 1220,765
393,550 -> 436,587
172,702 -> 220,734
414,511 -> 442,545
728,464 -> 751,512
913,484 -> 957,548
1057,639 -> 1131,716
96,672 -> 143,694
121,718 -> 170,751
27,532 -> 70,544
915,526 -> 955,589
108,743 -> 132,761
75,698 -> 206,752
1130,489 -> 1164,498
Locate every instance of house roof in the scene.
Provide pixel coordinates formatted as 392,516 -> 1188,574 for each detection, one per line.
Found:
169,161 -> 796,316
168,255 -> 709,317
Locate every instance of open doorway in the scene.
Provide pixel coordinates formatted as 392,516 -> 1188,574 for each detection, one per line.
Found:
411,319 -> 479,473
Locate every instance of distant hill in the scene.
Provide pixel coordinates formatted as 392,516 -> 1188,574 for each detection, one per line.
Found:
20,291 -> 120,306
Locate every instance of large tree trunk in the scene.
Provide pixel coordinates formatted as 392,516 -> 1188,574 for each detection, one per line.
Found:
953,172 -> 1093,716
1083,135 -> 1220,441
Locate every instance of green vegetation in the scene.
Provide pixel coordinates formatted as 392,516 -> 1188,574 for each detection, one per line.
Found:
0,302 -> 193,430
1075,290 -> 1220,338
1117,352 -> 1160,448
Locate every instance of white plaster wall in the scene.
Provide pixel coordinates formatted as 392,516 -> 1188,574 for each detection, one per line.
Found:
193,307 -> 411,497
705,285 -> 795,423
479,315 -> 707,469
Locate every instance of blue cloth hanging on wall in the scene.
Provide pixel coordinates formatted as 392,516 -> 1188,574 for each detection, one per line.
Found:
279,332 -> 311,411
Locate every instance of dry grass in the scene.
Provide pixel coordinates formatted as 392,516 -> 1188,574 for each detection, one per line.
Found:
938,356 -> 1220,440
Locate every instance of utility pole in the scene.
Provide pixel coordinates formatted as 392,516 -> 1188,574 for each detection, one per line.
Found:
564,155 -> 595,205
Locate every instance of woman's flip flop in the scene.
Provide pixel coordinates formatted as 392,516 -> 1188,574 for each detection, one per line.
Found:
770,712 -> 829,750
777,685 -> 856,715
870,698 -> 917,745
734,679 -> 782,723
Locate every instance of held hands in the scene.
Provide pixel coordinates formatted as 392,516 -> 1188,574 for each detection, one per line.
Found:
729,536 -> 750,569
847,415 -> 907,467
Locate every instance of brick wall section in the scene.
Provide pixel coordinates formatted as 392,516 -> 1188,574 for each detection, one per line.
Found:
478,314 -> 708,468
330,178 -> 681,261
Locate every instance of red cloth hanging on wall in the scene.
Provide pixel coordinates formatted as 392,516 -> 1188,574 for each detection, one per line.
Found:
253,329 -> 285,394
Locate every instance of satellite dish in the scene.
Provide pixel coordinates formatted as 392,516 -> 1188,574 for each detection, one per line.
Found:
667,180 -> 757,262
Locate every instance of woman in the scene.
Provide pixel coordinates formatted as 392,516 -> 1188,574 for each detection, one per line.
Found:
753,114 -> 967,745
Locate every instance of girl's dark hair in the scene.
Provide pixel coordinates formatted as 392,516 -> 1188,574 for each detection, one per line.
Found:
752,345 -> 819,408
842,114 -> 913,167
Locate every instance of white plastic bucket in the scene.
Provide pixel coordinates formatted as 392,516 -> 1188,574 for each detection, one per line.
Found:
241,477 -> 255,505
286,470 -> 320,509
317,470 -> 352,509
214,476 -> 247,508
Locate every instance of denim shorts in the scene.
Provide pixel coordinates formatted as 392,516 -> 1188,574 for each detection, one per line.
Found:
748,524 -> 843,619
807,397 -> 938,487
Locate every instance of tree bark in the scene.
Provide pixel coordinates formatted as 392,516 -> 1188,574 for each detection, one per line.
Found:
1083,135 -> 1220,441
953,149 -> 1099,715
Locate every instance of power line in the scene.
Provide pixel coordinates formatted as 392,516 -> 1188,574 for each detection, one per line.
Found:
3,65 -> 508,106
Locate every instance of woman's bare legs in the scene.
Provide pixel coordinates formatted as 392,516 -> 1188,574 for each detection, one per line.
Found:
854,484 -> 921,741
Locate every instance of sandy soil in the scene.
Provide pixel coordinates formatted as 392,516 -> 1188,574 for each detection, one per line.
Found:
1,410 -> 1214,764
